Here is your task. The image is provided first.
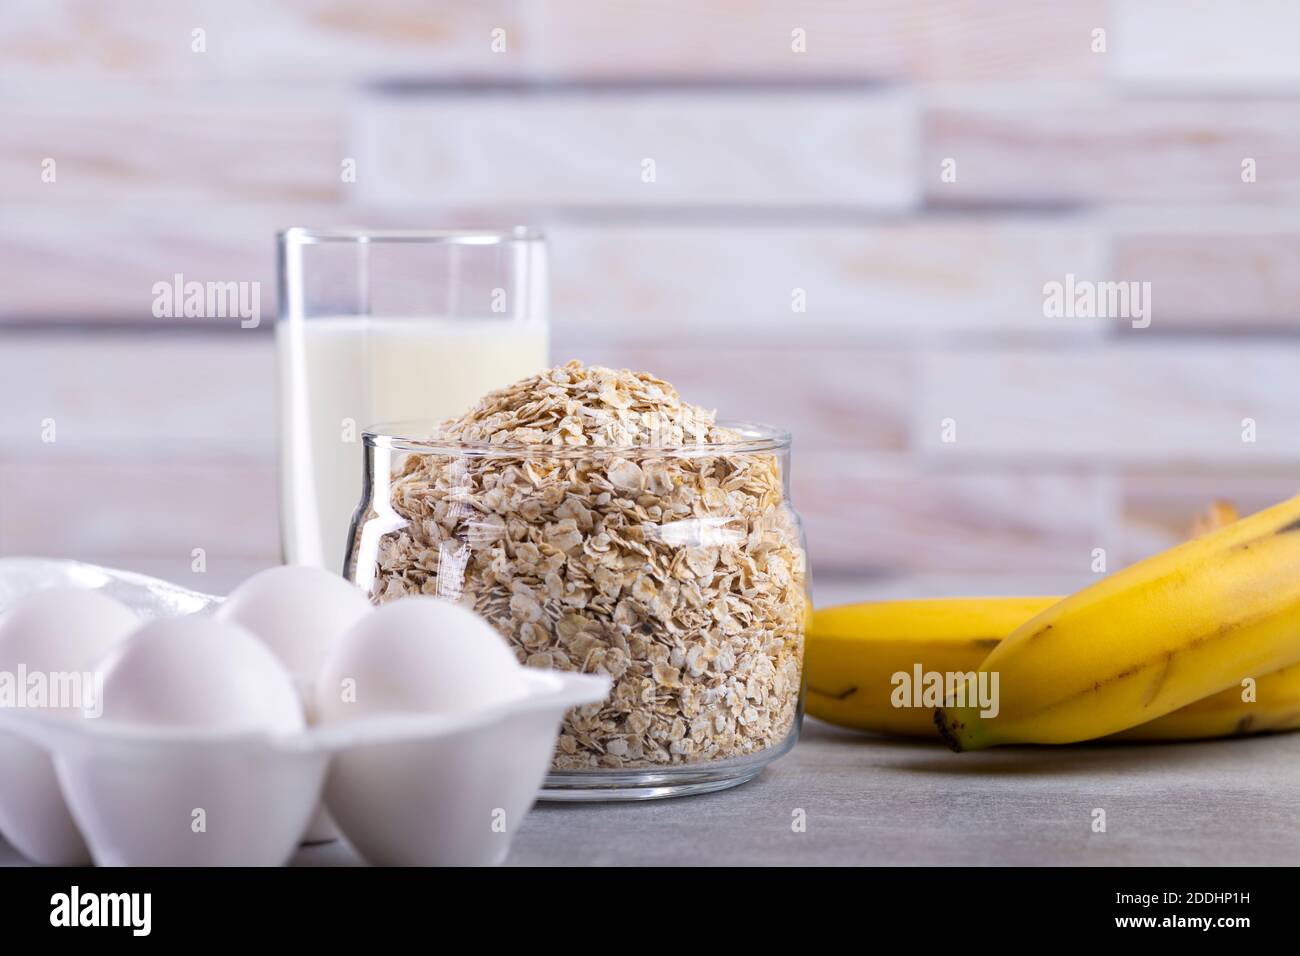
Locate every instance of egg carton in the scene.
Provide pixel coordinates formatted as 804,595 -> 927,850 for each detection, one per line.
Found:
0,669 -> 606,866
0,560 -> 610,867
0,558 -> 220,619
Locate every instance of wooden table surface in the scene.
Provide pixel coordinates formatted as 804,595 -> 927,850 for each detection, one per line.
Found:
8,717 -> 1295,867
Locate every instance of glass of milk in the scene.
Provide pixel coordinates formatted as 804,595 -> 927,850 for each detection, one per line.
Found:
276,228 -> 549,572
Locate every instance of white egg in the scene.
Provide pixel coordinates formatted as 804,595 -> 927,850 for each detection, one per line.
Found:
215,565 -> 371,682
316,597 -> 529,723
0,588 -> 140,865
214,567 -> 370,846
99,616 -> 303,733
0,588 -> 139,707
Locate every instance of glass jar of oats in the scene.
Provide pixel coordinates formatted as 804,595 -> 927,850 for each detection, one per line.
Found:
345,362 -> 809,799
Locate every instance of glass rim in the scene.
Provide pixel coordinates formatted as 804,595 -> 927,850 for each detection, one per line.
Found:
277,226 -> 544,246
362,419 -> 791,457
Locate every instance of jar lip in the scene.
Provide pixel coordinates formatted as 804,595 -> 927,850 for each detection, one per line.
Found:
362,419 -> 791,457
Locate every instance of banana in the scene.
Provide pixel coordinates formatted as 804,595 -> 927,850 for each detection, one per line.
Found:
1113,663 -> 1300,741
806,597 -> 1056,737
934,492 -> 1300,750
1191,499 -> 1239,538
806,597 -> 1300,741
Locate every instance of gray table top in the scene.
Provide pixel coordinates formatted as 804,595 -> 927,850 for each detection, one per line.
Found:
8,718 -> 1294,867
498,719 -> 1300,866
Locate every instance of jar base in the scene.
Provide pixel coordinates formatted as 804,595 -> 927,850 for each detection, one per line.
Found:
540,713 -> 801,801
540,765 -> 763,802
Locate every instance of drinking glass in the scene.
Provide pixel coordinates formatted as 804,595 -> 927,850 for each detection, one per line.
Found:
276,228 -> 548,572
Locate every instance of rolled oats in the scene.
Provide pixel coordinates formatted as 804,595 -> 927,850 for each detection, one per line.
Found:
357,361 -> 807,770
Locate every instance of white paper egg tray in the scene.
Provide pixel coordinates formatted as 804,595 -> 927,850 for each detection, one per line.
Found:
0,560 -> 610,867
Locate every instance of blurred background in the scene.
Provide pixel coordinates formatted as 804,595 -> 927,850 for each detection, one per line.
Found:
2,0 -> 1298,601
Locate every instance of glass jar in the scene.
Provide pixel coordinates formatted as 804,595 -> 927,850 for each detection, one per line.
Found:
346,421 -> 809,800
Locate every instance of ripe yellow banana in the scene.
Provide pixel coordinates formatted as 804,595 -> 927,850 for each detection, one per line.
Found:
806,597 -> 1300,741
1113,663 -> 1300,741
806,597 -> 1055,737
935,492 -> 1300,750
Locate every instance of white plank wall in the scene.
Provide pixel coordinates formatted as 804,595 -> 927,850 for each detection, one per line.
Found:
0,0 -> 1106,83
923,94 -> 1300,206
0,91 -> 342,204
354,91 -> 918,209
0,205 -> 332,321
0,458 -> 281,560
1113,231 -> 1300,330
918,346 -> 1300,465
1112,0 -> 1300,88
1,214 -> 1111,334
0,334 -> 278,454
2,0 -> 1299,590
12,209 -> 1300,335
0,0 -> 530,84
546,221 -> 1109,343
794,454 -> 1109,574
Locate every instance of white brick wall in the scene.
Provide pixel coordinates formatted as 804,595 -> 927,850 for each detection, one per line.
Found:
2,0 -> 1298,587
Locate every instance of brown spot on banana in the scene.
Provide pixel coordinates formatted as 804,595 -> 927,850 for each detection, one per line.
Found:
1024,623 -> 1052,642
1142,650 -> 1178,707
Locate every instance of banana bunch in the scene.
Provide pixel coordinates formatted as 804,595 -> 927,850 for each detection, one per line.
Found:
807,595 -> 1300,742
808,496 -> 1300,748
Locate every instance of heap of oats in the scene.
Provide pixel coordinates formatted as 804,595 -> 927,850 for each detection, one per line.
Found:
366,360 -> 807,770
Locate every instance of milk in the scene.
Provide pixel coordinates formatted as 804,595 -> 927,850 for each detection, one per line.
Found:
278,316 -> 548,572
